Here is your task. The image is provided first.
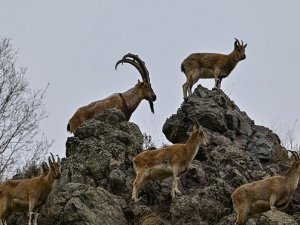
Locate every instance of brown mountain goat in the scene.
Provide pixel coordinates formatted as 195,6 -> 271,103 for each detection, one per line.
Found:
67,53 -> 156,134
231,151 -> 300,225
132,118 -> 208,202
181,38 -> 247,99
0,153 -> 61,225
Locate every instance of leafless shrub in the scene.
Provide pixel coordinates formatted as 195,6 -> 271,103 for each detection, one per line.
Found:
0,37 -> 52,180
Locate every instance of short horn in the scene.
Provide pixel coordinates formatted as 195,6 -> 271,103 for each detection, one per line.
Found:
50,152 -> 55,163
42,162 -> 48,169
48,156 -> 53,166
234,38 -> 241,45
288,150 -> 299,161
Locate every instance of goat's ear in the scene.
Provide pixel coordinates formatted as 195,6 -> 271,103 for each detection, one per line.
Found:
244,44 -> 247,48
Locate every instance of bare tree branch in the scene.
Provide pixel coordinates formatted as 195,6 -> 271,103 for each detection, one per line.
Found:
0,37 -> 52,180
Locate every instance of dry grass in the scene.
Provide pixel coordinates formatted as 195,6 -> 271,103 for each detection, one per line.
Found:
136,212 -> 165,225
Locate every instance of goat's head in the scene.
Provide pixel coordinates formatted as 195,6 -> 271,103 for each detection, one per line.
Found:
115,53 -> 157,113
234,38 -> 247,61
288,150 -> 300,174
41,162 -> 49,176
48,153 -> 62,179
188,117 -> 208,147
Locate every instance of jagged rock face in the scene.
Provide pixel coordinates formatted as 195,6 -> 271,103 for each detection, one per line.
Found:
42,109 -> 144,225
163,85 -> 285,162
7,89 -> 300,225
42,89 -> 297,225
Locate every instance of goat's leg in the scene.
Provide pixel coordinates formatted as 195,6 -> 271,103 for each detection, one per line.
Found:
33,212 -> 39,225
0,219 -> 5,225
270,194 -> 278,211
215,78 -> 222,89
171,168 -> 181,199
28,212 -> 34,225
182,82 -> 189,100
132,171 -> 148,202
0,218 -> 7,225
28,198 -> 36,225
213,68 -> 221,89
235,206 -> 249,225
184,70 -> 200,100
187,71 -> 199,97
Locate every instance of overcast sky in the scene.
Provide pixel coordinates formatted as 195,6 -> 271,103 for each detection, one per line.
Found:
1,1 -> 300,157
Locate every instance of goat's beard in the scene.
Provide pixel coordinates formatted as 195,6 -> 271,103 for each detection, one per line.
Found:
149,101 -> 154,113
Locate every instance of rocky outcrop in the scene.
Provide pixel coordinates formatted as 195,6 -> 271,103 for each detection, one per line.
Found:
162,85 -> 286,162
7,86 -> 300,225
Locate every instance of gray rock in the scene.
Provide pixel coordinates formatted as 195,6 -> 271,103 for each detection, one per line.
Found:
43,183 -> 128,225
219,211 -> 297,225
7,90 -> 296,225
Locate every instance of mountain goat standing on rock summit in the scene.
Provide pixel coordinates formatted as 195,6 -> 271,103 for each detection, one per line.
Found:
181,38 -> 247,100
231,150 -> 300,225
67,53 -> 157,134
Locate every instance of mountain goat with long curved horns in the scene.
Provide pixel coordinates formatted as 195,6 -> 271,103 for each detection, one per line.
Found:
181,38 -> 247,100
67,53 -> 157,133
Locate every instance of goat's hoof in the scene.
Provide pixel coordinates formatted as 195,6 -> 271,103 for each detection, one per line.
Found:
271,206 -> 277,211
171,193 -> 176,199
133,197 -> 142,203
175,190 -> 182,196
183,97 -> 188,102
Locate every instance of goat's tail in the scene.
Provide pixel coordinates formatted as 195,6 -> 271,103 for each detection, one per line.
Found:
67,123 -> 71,133
181,63 -> 185,73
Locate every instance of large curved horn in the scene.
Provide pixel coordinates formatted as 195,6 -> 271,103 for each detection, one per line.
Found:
117,53 -> 150,84
115,58 -> 144,77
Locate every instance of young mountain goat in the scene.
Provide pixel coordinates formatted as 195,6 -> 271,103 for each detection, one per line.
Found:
181,38 -> 247,99
67,53 -> 157,134
0,153 -> 61,225
132,118 -> 208,202
231,151 -> 300,225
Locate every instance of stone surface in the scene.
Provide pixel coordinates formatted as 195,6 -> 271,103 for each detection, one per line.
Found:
6,88 -> 300,225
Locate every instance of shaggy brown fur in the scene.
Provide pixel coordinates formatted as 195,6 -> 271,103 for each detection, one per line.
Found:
181,38 -> 247,99
231,151 -> 300,225
67,53 -> 156,134
132,120 -> 208,202
0,153 -> 61,225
